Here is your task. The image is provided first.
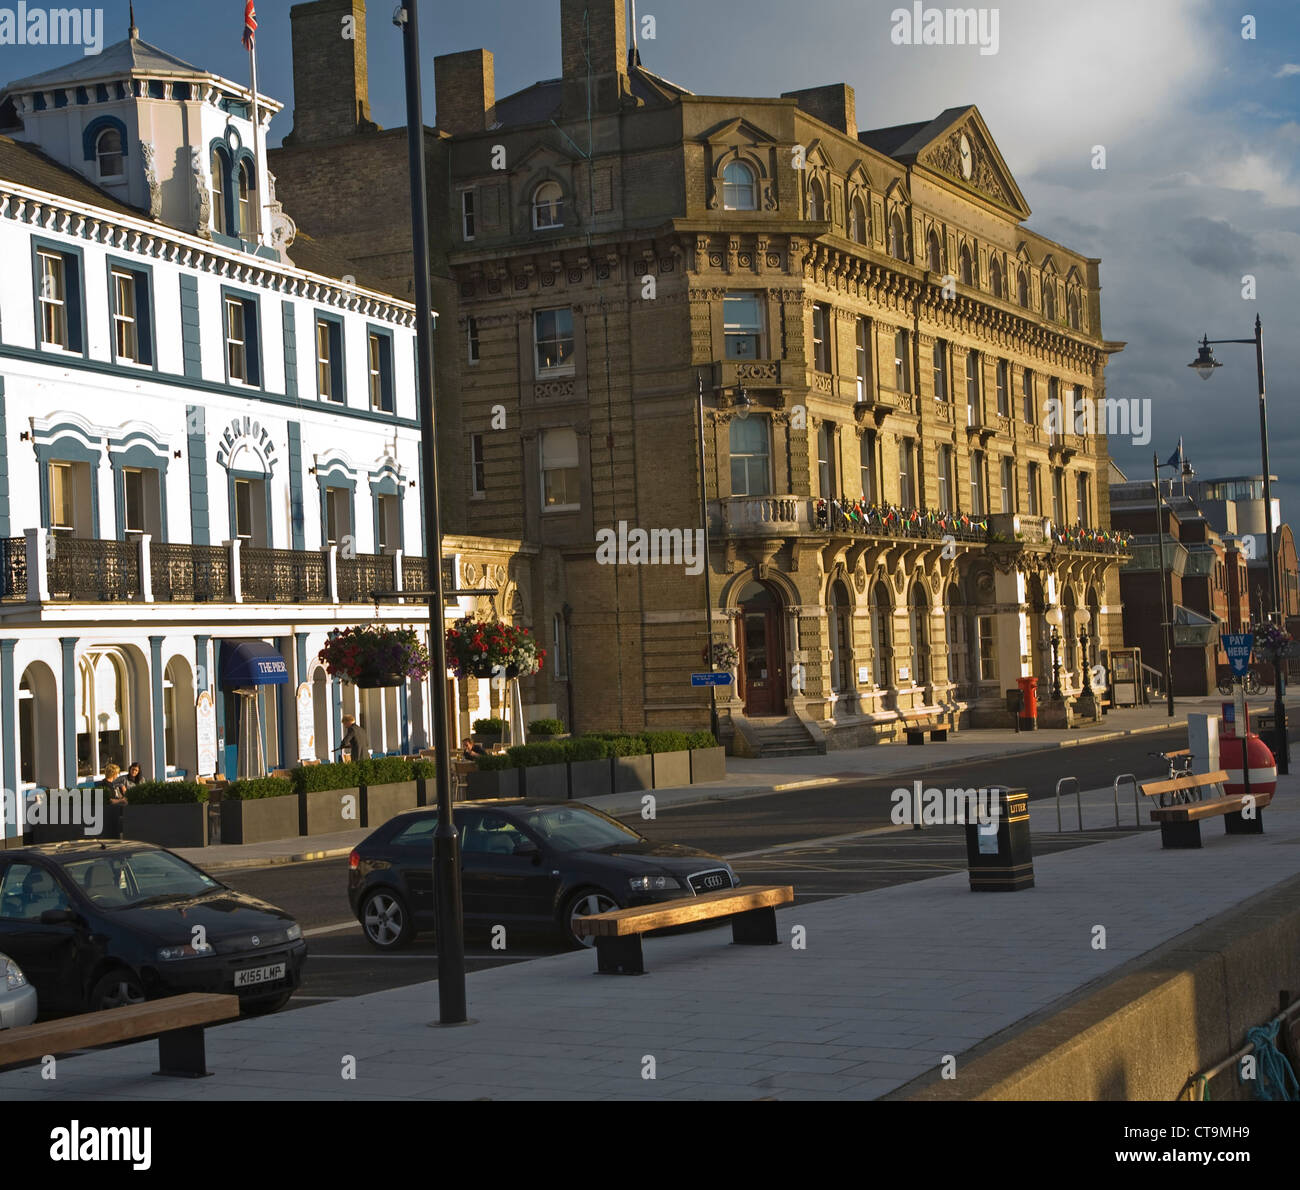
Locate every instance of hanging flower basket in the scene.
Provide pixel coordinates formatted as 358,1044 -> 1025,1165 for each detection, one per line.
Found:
703,641 -> 740,670
318,626 -> 433,688
1249,622 -> 1295,663
446,615 -> 545,681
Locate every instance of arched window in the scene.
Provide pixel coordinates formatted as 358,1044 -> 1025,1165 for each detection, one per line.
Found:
1067,288 -> 1081,330
532,180 -> 564,230
828,580 -> 853,695
989,257 -> 1003,299
869,581 -> 892,688
959,244 -> 974,286
910,585 -> 930,686
888,211 -> 906,261
807,176 -> 824,221
96,127 -> 124,178
1042,281 -> 1056,321
946,583 -> 969,694
237,158 -> 254,238
211,148 -> 229,233
1017,269 -> 1030,308
722,161 -> 757,211
927,229 -> 943,273
849,196 -> 867,244
77,652 -> 129,778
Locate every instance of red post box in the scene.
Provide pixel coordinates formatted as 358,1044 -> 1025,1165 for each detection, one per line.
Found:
1016,676 -> 1039,731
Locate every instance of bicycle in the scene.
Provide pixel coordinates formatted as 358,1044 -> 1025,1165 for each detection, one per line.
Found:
1216,670 -> 1263,695
1149,748 -> 1194,780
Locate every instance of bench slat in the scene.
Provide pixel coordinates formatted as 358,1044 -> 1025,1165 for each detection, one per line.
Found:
0,992 -> 239,1067
1140,770 -> 1229,799
574,885 -> 794,937
1150,791 -> 1274,823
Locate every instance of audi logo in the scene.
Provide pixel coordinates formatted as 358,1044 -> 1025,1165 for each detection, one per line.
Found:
251,936 -> 261,947
704,875 -> 725,888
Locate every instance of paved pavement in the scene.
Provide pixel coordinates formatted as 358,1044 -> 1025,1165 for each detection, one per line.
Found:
182,694 -> 1253,873
6,769 -> 1295,1101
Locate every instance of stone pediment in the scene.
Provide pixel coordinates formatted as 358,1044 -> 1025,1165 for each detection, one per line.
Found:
912,107 -> 1030,219
703,116 -> 782,148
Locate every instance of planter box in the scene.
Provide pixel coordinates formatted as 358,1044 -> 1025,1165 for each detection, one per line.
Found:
519,762 -> 568,801
122,803 -> 209,849
689,746 -> 726,785
221,794 -> 300,845
567,758 -> 612,801
363,780 -> 420,827
465,769 -> 519,800
299,786 -> 362,836
612,754 -> 653,793
651,750 -> 692,790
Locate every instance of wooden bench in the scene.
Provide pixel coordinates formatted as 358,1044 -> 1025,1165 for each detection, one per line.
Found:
0,992 -> 239,1078
573,885 -> 794,975
900,711 -> 948,745
1140,769 -> 1273,849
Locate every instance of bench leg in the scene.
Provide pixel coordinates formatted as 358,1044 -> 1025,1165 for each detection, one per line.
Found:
731,905 -> 779,946
1224,809 -> 1264,836
594,935 -> 645,976
931,729 -> 948,742
1159,820 -> 1202,849
906,732 -> 924,746
155,1025 -> 212,1078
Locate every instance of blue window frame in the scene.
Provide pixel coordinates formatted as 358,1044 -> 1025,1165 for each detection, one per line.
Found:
315,312 -> 345,402
35,434 -> 102,537
221,287 -> 262,388
316,468 -> 356,549
106,256 -> 155,368
366,325 -> 395,413
111,441 -> 170,541
32,238 -> 86,355
228,469 -> 274,549
369,472 -> 405,553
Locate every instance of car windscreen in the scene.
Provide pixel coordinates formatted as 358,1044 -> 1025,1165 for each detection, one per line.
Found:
518,806 -> 644,852
62,849 -> 221,907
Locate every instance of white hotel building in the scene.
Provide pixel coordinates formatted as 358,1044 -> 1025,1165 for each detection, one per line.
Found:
0,29 -> 518,841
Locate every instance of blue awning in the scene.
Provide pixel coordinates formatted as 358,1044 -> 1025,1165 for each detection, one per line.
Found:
220,640 -> 289,688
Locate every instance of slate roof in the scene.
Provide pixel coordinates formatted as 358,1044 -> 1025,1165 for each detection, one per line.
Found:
4,36 -> 208,93
0,134 -> 146,217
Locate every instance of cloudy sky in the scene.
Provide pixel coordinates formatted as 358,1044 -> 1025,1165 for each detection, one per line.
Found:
3,1 -> 1297,515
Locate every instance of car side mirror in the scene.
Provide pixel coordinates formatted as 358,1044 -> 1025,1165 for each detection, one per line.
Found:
40,908 -> 78,926
513,839 -> 540,858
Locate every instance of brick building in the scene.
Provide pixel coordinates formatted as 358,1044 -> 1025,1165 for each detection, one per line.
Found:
273,0 -> 1130,751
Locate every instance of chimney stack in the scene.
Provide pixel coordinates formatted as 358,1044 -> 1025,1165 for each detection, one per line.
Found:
560,0 -> 631,118
283,0 -> 378,146
435,49 -> 497,136
781,84 -> 858,136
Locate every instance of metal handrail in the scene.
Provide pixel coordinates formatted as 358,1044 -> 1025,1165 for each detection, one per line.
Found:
1055,776 -> 1082,832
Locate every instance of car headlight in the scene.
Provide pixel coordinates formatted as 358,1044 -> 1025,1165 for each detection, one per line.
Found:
2,956 -> 27,991
285,923 -> 302,942
628,874 -> 683,892
155,942 -> 215,961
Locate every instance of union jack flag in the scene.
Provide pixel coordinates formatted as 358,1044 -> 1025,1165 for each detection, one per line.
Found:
242,1 -> 257,50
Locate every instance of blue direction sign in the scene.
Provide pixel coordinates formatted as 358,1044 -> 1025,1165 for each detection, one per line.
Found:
1221,633 -> 1254,677
691,672 -> 734,688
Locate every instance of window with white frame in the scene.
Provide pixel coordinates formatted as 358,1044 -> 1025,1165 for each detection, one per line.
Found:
817,421 -> 837,500
1022,367 -> 1035,424
1027,462 -> 1041,516
860,431 -> 876,502
1076,471 -> 1091,525
368,331 -> 394,412
996,359 -> 1009,417
316,317 -> 343,400
729,417 -> 770,497
969,450 -> 986,515
534,307 -> 575,374
898,438 -> 915,506
110,268 -> 147,364
724,293 -> 764,360
122,467 -> 161,537
541,428 -> 580,511
38,249 -> 69,349
376,493 -> 399,552
225,295 -> 250,383
965,350 -> 980,425
1000,457 -> 1015,513
893,329 -> 911,393
932,339 -> 949,402
722,161 -> 758,211
237,159 -> 255,238
937,444 -> 952,511
532,180 -> 564,230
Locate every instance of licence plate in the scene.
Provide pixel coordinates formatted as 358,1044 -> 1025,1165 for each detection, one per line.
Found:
234,962 -> 286,988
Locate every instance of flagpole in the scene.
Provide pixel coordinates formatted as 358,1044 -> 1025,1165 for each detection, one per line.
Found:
247,34 -> 267,244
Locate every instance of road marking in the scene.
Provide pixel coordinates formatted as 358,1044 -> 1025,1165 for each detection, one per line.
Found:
303,920 -> 360,937
724,823 -> 911,860
306,953 -> 532,961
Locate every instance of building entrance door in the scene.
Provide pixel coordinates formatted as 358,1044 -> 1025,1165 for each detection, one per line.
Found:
738,582 -> 785,717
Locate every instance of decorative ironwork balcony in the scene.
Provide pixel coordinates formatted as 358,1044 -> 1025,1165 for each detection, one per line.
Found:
336,553 -> 394,603
152,543 -> 231,602
0,537 -> 26,600
821,500 -> 988,543
402,556 -> 428,593
241,548 -> 329,603
49,537 -> 140,600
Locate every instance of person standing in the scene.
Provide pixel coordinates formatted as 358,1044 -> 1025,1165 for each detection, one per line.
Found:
341,714 -> 370,762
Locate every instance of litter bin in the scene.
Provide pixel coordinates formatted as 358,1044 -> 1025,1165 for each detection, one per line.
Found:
1015,676 -> 1039,732
965,786 -> 1034,891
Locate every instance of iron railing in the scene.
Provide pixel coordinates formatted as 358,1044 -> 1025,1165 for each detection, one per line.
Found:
152,543 -> 230,602
336,553 -> 394,603
242,547 -> 328,603
48,536 -> 140,600
0,537 -> 26,600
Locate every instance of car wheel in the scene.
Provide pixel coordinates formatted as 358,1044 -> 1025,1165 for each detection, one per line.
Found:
562,887 -> 621,949
360,887 -> 415,950
242,989 -> 294,1016
88,968 -> 146,1012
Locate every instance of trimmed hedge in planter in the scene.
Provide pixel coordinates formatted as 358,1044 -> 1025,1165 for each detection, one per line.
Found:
122,783 -> 210,847
363,779 -> 420,827
568,757 -> 612,799
519,763 -> 567,800
221,778 -> 298,845
466,767 -> 519,799
528,718 -> 566,736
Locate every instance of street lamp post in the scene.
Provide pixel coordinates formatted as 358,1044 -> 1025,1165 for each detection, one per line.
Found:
397,0 -> 467,1024
1078,606 -> 1093,695
1188,317 -> 1289,774
1046,605 -> 1064,700
1152,453 -> 1176,718
696,374 -> 719,741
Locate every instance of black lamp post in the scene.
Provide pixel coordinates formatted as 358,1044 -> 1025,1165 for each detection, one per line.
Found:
397,0 -> 466,1024
696,373 -> 719,741
1187,317 -> 1288,775
1078,607 -> 1092,696
1152,452 -> 1179,718
1046,605 -> 1064,700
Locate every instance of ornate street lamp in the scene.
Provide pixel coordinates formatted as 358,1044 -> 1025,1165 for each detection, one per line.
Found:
1078,606 -> 1093,695
1186,317 -> 1288,774
1046,604 -> 1064,700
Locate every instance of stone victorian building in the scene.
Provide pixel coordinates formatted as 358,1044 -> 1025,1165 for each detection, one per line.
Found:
272,0 -> 1129,751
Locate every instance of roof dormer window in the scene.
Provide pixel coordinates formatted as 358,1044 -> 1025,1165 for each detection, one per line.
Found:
95,127 -> 124,179
532,180 -> 563,231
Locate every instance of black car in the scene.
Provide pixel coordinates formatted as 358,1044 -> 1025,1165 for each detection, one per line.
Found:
348,800 -> 740,948
0,841 -> 307,1017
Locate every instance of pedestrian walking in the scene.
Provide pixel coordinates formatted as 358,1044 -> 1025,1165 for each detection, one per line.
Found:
341,715 -> 370,762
